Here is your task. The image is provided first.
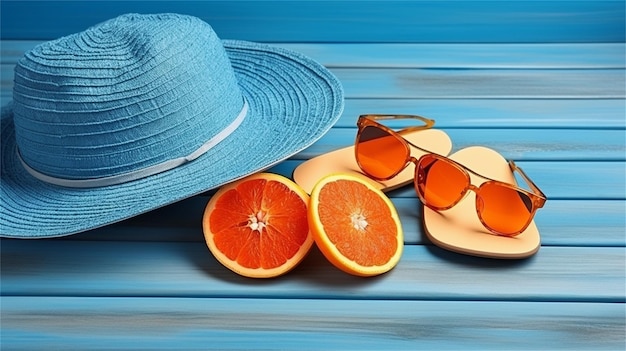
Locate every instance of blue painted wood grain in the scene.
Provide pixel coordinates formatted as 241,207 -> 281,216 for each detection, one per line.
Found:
338,99 -> 626,129
1,1 -> 624,43
333,68 -> 625,99
1,240 -> 624,302
1,297 -> 624,350
298,129 -> 626,161
4,66 -> 623,100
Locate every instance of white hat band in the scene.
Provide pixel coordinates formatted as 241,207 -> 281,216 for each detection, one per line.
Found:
18,100 -> 248,188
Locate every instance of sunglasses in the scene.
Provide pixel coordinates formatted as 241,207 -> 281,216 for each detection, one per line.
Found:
355,114 -> 547,237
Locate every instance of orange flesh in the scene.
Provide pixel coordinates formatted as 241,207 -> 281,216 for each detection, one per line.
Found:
316,179 -> 399,267
209,178 -> 309,270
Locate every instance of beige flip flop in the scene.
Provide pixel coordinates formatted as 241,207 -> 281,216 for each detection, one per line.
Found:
293,129 -> 453,194
423,146 -> 541,259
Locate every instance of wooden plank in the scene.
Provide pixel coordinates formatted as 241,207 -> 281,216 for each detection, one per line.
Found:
510,161 -> 625,198
1,297 -> 624,350
68,196 -> 626,247
537,200 -> 626,247
335,68 -> 625,99
4,41 -> 624,68
281,43 -> 626,69
5,66 -> 623,101
297,129 -> 626,161
1,240 -> 624,302
10,70 -> 620,104
1,1 -> 623,43
337,99 -> 626,129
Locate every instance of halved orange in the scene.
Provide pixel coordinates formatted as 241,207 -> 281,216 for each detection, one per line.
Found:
308,173 -> 404,277
202,173 -> 313,278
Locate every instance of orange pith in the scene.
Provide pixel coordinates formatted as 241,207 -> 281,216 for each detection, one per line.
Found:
308,174 -> 404,277
203,173 -> 313,278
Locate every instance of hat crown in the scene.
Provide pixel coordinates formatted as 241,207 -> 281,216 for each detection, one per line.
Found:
12,13 -> 244,180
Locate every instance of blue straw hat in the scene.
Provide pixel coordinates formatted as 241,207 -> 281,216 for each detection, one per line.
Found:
0,13 -> 344,238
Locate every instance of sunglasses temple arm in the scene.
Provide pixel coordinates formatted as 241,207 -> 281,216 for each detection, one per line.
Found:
508,160 -> 547,206
399,124 -> 435,135
361,114 -> 436,134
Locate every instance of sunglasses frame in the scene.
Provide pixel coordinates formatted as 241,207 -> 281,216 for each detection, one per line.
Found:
415,153 -> 546,236
355,114 -> 547,237
355,114 -> 434,180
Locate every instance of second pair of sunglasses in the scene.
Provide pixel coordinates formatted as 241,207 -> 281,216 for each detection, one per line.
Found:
355,114 -> 547,237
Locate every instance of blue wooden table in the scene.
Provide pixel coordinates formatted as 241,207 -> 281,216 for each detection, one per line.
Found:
1,1 -> 625,349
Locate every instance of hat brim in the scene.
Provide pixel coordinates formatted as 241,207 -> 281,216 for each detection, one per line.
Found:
0,40 -> 344,238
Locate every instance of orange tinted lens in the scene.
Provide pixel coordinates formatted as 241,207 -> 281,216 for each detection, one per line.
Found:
478,182 -> 534,235
356,125 -> 409,179
416,155 -> 468,209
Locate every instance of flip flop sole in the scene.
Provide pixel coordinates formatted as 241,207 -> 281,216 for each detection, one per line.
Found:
423,146 -> 541,259
293,129 -> 453,194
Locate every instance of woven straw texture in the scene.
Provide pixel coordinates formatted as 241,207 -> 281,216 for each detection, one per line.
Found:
0,14 -> 344,238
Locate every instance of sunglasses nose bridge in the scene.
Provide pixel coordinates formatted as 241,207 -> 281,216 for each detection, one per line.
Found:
409,155 -> 421,181
467,184 -> 480,194
466,184 -> 482,206
475,190 -> 485,214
